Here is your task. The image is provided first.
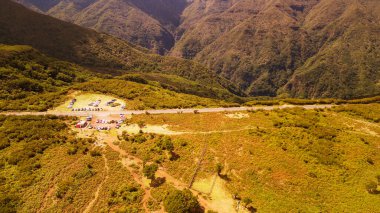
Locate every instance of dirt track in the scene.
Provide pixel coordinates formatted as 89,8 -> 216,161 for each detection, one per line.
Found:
0,104 -> 334,117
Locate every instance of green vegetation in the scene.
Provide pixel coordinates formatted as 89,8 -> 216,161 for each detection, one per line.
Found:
245,96 -> 380,106
125,104 -> 380,212
107,183 -> 143,210
0,115 -> 93,212
1,2 -> 380,211
143,163 -> 158,180
0,116 -> 145,212
0,44 -> 239,111
1,104 -> 379,212
74,79 -> 236,110
0,44 -> 91,111
163,189 -> 201,213
332,104 -> 380,123
120,133 -> 178,164
0,0 -> 240,98
118,73 -> 242,102
216,163 -> 223,176
174,0 -> 380,98
2,0 -> 380,102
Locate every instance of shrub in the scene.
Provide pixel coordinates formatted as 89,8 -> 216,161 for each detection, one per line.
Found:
242,197 -> 253,207
216,163 -> 224,175
156,136 -> 174,151
366,181 -> 380,194
163,189 -> 201,213
90,150 -> 102,157
0,193 -> 19,213
67,146 -> 78,155
56,179 -> 74,199
0,139 -> 10,150
143,163 -> 158,180
137,121 -> 146,128
130,134 -> 147,144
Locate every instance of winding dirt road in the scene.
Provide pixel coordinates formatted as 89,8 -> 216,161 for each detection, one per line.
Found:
1,104 -> 334,117
97,132 -> 219,212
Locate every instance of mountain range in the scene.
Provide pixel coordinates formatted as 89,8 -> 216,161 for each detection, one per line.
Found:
8,0 -> 380,98
15,0 -> 189,54
1,0 -> 242,102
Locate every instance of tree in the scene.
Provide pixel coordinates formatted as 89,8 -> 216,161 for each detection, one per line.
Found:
163,189 -> 202,213
366,181 -> 380,194
137,121 -> 146,128
157,136 -> 174,151
216,163 -> 224,175
242,197 -> 252,207
143,163 -> 158,180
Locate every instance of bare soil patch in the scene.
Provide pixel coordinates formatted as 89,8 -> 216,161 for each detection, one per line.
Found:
225,113 -> 250,119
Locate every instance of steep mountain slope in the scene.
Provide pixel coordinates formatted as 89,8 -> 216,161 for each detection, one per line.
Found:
0,0 -> 241,101
283,0 -> 380,98
16,0 -> 188,54
12,0 -> 380,99
171,0 -> 380,98
0,44 -> 236,112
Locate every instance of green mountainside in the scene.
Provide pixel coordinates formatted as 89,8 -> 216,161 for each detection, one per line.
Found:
0,44 -> 91,111
15,0 -> 380,99
15,0 -> 188,54
0,44 -> 235,111
174,0 -> 380,98
0,0 -> 241,101
0,1 -> 380,212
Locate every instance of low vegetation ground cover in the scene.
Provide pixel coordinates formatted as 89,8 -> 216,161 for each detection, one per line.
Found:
244,96 -> 380,106
1,101 -> 379,212
121,104 -> 380,212
118,73 -> 243,103
73,79 -> 237,110
0,44 -> 238,111
1,45 -> 378,112
0,115 -> 143,212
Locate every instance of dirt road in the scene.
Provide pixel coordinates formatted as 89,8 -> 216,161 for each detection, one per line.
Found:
96,132 -> 223,212
0,104 -> 334,117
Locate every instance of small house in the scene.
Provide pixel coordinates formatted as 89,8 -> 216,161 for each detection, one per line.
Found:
76,121 -> 87,128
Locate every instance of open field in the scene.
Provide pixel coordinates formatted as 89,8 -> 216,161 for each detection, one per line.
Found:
52,92 -> 126,112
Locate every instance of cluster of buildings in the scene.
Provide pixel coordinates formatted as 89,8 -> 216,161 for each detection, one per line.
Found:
75,120 -> 87,128
75,114 -> 125,130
